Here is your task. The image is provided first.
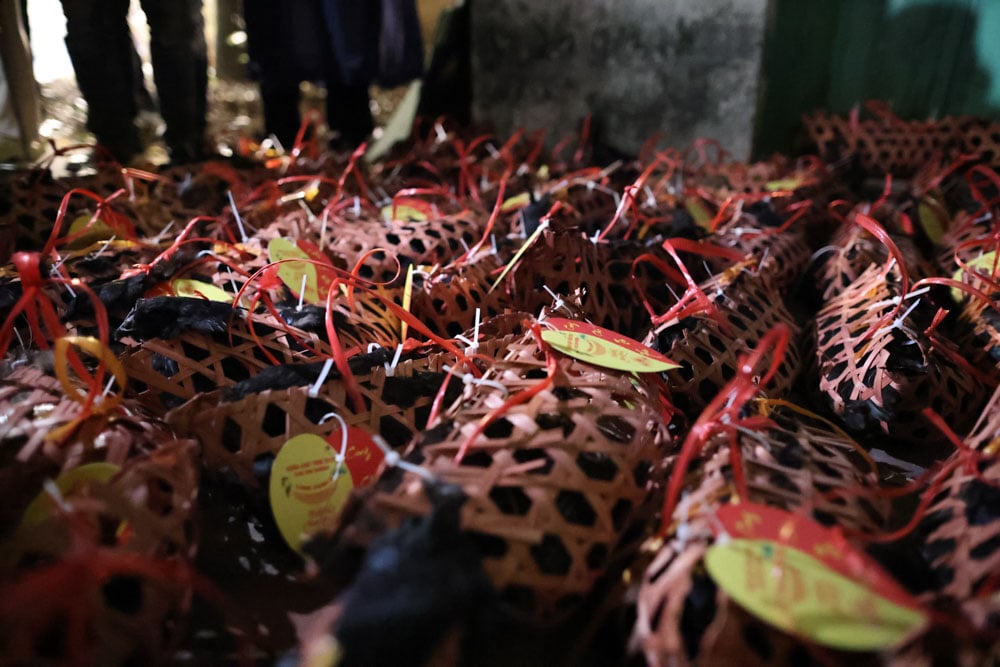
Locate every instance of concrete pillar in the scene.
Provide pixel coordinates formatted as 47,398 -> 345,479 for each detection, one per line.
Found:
471,0 -> 769,159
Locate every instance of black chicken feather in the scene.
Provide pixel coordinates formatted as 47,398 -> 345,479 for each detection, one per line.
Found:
221,347 -> 397,401
332,484 -> 496,667
115,296 -> 239,341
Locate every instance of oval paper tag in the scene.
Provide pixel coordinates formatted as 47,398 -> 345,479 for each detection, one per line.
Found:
541,318 -> 679,372
269,429 -> 384,552
171,278 -> 234,303
381,200 -> 429,222
66,214 -> 116,248
22,462 -> 121,526
705,503 -> 927,651
267,237 -> 340,305
951,250 -> 997,301
706,538 -> 926,651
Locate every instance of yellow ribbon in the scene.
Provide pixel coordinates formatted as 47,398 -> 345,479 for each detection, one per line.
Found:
48,336 -> 127,442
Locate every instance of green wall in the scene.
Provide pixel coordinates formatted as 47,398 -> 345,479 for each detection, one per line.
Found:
754,0 -> 1000,157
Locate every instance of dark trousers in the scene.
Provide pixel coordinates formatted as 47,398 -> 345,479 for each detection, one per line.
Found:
260,79 -> 373,150
244,0 -> 374,150
60,0 -> 207,162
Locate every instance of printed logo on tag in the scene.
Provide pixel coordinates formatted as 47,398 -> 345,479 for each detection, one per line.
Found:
269,428 -> 384,552
705,503 -> 927,651
541,318 -> 679,373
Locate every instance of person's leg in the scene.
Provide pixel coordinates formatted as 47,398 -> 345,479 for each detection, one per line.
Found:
325,81 -> 373,148
60,0 -> 141,161
140,0 -> 208,163
243,0 -> 309,148
128,38 -> 155,112
260,81 -> 303,149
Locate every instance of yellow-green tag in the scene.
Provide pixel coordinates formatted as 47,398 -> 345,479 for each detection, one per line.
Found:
269,433 -> 354,552
381,202 -> 428,222
918,198 -> 948,244
66,214 -> 116,248
268,237 -> 339,305
22,462 -> 121,526
171,278 -> 234,303
401,264 -> 415,340
500,192 -> 531,212
684,197 -> 714,230
765,177 -> 805,191
952,251 -> 997,301
705,538 -> 926,651
541,318 -> 679,373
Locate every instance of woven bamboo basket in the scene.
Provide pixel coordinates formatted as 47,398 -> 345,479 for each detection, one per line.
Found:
954,293 -> 1000,382
164,328 -> 519,487
712,218 -> 812,291
408,252 -> 511,339
816,224 -> 933,301
644,264 -> 803,419
814,263 -> 987,450
1,165 -> 128,257
802,110 -> 970,176
961,121 -> 1000,167
119,311 -> 335,415
335,325 -> 672,622
556,181 -> 622,238
325,214 -> 484,285
507,230 -> 678,340
934,208 -> 996,279
1,168 -> 64,261
912,451 -> 1000,616
913,385 -> 1000,606
634,399 -> 889,667
0,365 -> 199,666
886,387 -> 1000,665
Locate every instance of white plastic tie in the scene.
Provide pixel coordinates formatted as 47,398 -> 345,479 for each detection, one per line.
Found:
373,435 -> 436,481
268,134 -> 285,154
297,199 -> 316,221
463,308 -> 481,352
542,284 -> 565,313
101,374 -> 116,400
227,190 -> 249,243
318,412 -> 349,481
309,358 -> 335,397
319,209 -> 330,248
57,268 -> 76,297
95,235 -> 117,257
151,220 -> 175,244
441,364 -> 509,396
809,245 -> 837,263
891,298 -> 922,330
903,286 -> 932,300
296,274 -> 308,311
643,185 -> 656,209
42,478 -> 70,513
384,343 -> 404,377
